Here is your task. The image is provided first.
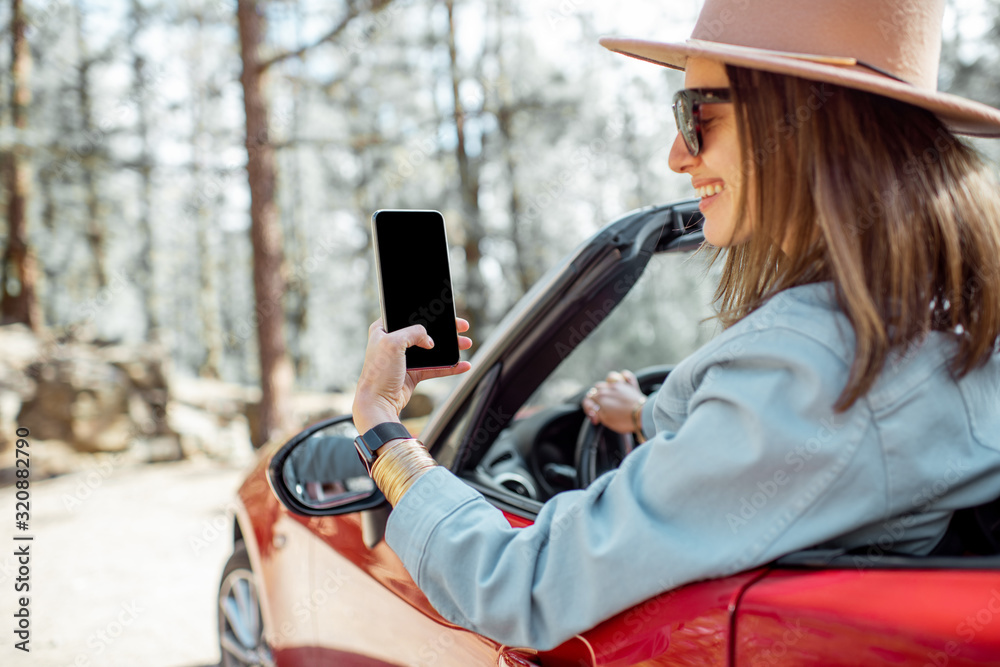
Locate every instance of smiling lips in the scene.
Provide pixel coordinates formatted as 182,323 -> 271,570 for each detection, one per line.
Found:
696,183 -> 725,198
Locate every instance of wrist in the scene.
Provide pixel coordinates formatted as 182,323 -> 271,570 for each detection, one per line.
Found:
353,408 -> 401,437
370,438 -> 437,505
631,397 -> 647,442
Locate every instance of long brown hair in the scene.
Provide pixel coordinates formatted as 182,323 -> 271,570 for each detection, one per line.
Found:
715,64 -> 1000,411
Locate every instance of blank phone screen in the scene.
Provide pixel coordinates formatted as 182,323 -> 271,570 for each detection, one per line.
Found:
373,210 -> 460,369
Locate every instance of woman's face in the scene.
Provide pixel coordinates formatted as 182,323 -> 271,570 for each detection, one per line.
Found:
668,58 -> 748,247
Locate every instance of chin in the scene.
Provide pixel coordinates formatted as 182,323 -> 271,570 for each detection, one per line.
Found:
702,217 -> 737,248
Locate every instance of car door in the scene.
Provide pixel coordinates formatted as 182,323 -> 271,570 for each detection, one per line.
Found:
268,416 -> 519,665
734,555 -> 1000,665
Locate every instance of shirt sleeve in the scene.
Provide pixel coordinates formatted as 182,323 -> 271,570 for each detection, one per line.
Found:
639,388 -> 657,441
385,328 -> 883,650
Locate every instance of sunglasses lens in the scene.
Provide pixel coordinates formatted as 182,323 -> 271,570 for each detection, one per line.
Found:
672,92 -> 700,156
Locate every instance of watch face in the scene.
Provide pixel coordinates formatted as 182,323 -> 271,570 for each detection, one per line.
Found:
354,436 -> 375,476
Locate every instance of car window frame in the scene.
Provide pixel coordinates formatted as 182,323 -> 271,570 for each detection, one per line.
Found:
432,200 -> 705,518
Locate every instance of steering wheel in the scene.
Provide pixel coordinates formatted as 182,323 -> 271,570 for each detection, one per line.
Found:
574,420 -> 635,488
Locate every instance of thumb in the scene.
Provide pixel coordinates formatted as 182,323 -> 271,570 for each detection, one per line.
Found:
623,369 -> 640,389
394,323 -> 435,350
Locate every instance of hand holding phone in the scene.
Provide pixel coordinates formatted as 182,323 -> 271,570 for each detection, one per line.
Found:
372,209 -> 461,370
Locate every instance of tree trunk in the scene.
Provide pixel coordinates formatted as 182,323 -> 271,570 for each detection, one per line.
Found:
128,0 -> 159,338
190,11 -> 223,379
1,0 -> 42,331
286,5 -> 310,383
445,0 -> 487,333
74,0 -> 107,292
237,0 -> 293,447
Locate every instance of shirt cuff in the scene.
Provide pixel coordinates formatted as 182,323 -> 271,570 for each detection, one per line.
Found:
641,389 -> 658,440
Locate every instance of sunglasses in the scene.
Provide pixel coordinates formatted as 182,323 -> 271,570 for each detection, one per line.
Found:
672,88 -> 732,156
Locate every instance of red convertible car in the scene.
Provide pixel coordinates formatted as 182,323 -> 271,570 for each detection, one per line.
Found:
218,200 -> 1000,666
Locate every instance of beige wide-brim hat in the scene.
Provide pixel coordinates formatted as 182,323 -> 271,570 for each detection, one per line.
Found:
600,0 -> 1000,137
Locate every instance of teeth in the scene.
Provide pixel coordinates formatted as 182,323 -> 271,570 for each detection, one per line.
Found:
696,184 -> 724,198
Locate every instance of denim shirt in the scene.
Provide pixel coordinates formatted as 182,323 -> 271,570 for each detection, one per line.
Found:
385,282 -> 1000,650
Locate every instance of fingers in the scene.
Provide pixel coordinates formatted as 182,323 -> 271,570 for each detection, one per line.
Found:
384,323 -> 434,351
582,389 -> 602,425
412,360 -> 473,382
623,369 -> 640,388
373,318 -> 473,347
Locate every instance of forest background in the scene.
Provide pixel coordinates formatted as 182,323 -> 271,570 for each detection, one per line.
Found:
2,0 -> 1000,453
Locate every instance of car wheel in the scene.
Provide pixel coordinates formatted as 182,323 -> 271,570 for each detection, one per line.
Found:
218,544 -> 275,667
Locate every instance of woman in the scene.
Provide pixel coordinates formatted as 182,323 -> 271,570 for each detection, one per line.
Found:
352,0 -> 1000,651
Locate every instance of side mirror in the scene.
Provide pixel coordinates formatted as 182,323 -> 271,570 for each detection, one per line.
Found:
268,416 -> 386,516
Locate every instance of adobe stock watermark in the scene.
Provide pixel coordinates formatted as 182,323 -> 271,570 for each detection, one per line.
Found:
693,0 -> 751,40
700,289 -> 796,388
553,261 -> 648,360
598,576 -> 678,654
736,82 -> 836,181
412,628 -> 457,667
69,600 -> 144,667
23,0 -> 69,36
453,406 -> 515,469
875,0 -> 925,41
519,118 -> 625,225
725,414 -> 842,534
751,620 -> 806,666
923,588 -> 1000,667
382,127 -> 450,191
49,61 -> 168,182
262,567 -> 350,647
26,269 -> 133,377
406,280 -> 454,327
545,0 -> 586,28
848,126 -> 959,238
179,107 -> 293,239
341,1 -> 405,57
60,453 -> 127,512
189,499 -> 242,557
225,232 -> 339,347
853,458 -> 970,570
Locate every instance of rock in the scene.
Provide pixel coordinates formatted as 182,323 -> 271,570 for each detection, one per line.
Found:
16,339 -> 177,454
0,439 -> 83,486
19,376 -> 77,442
245,390 -> 354,449
97,342 -> 172,392
129,436 -> 184,464
19,354 -> 133,452
171,375 -> 260,416
167,402 -> 253,463
0,323 -> 42,370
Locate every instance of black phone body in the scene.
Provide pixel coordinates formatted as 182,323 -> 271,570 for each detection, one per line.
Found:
371,209 -> 460,370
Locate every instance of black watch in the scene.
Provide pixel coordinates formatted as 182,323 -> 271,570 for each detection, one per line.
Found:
354,422 -> 411,476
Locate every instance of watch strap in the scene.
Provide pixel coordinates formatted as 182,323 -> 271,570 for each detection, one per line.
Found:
355,422 -> 412,476
362,422 -> 412,449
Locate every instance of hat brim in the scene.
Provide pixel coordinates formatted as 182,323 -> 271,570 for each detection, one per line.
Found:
600,37 -> 1000,138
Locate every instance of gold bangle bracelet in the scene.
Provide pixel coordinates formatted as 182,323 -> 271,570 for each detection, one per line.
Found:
370,438 -> 437,506
631,398 -> 647,444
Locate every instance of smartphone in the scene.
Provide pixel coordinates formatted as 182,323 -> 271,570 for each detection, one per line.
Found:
371,209 -> 460,369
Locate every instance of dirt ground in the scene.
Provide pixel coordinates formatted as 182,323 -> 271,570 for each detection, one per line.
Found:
0,455 -> 250,667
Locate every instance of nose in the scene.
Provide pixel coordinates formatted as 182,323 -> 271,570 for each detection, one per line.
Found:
668,132 -> 697,174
